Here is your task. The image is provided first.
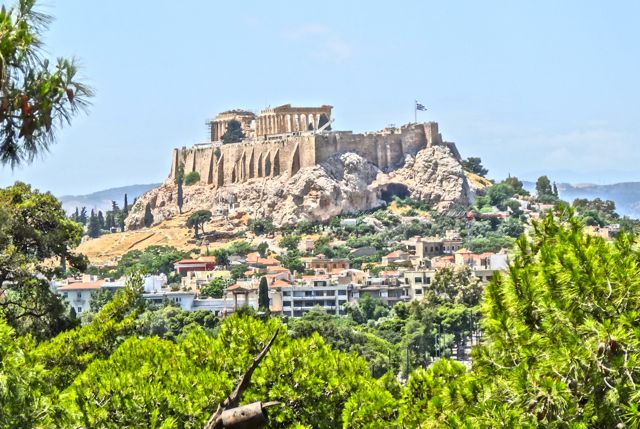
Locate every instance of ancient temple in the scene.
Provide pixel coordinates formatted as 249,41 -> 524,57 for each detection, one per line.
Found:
255,104 -> 332,137
208,104 -> 332,142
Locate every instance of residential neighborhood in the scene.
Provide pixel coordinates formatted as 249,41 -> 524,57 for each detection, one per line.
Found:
53,240 -> 509,318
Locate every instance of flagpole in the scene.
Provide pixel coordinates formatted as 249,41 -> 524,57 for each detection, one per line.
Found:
414,100 -> 417,124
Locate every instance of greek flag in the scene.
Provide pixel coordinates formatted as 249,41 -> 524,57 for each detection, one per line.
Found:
415,102 -> 427,111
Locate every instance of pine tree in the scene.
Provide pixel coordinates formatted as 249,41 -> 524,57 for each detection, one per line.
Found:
144,203 -> 154,228
72,207 -> 79,222
258,276 -> 269,311
123,194 -> 129,217
221,119 -> 245,143
87,210 -> 101,238
79,207 -> 88,225
553,182 -> 559,197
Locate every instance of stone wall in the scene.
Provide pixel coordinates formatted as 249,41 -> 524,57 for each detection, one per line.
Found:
169,122 -> 449,187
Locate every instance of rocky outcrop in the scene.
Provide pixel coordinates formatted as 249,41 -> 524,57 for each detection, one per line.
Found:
126,145 -> 471,229
372,145 -> 472,212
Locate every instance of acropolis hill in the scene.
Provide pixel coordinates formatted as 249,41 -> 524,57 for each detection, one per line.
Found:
169,104 -> 461,186
128,104 -> 472,229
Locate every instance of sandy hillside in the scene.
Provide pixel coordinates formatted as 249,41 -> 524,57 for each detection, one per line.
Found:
75,213 -> 248,266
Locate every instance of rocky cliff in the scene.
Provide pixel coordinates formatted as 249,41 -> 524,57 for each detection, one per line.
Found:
126,145 -> 471,229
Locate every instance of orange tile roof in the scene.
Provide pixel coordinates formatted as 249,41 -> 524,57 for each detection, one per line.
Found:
245,252 -> 260,263
385,251 -> 402,258
227,283 -> 254,291
270,279 -> 291,288
267,266 -> 289,273
58,281 -> 104,291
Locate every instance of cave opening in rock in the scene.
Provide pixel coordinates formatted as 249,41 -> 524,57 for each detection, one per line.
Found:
380,183 -> 411,202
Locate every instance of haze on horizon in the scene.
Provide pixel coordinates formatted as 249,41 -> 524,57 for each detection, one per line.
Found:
0,0 -> 638,196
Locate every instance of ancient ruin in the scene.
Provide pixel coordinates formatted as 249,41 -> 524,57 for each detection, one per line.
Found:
171,104 -> 461,187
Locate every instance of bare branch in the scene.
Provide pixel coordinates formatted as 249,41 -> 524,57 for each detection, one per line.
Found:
204,328 -> 279,429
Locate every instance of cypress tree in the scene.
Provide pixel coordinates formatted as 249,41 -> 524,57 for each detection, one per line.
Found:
176,164 -> 185,215
144,203 -> 154,228
258,276 -> 270,311
123,194 -> 129,217
97,211 -> 105,230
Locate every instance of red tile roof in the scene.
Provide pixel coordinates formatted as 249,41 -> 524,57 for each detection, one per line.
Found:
385,251 -> 403,258
58,281 -> 104,291
270,279 -> 291,288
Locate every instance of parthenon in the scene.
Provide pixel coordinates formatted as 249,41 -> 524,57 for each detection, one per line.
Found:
255,104 -> 332,137
208,104 -> 332,142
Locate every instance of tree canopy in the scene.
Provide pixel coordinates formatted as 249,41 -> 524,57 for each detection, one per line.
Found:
0,0 -> 93,167
0,182 -> 86,339
461,157 -> 488,177
221,119 -> 245,143
186,209 -> 212,239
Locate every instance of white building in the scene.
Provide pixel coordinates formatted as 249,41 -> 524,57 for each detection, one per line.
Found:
56,279 -> 103,314
281,278 -> 352,317
143,290 -> 195,311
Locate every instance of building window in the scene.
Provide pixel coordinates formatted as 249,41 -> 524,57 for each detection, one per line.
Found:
77,307 -> 82,313
338,290 -> 346,295
62,292 -> 68,298
415,277 -> 422,283
283,291 -> 291,296
283,300 -> 291,307
76,292 -> 82,299
426,277 -> 431,284
415,288 -> 423,295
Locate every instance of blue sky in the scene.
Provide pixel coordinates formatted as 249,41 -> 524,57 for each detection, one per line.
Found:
1,0 -> 638,195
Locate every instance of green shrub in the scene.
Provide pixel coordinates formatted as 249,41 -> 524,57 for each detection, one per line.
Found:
184,171 -> 200,185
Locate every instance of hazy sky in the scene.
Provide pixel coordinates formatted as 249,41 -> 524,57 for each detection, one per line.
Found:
1,0 -> 638,196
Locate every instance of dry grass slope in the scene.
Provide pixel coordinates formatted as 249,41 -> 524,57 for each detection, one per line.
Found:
75,213 -> 243,266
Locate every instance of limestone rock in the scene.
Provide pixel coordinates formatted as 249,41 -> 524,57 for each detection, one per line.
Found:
126,145 -> 471,230
372,145 -> 472,212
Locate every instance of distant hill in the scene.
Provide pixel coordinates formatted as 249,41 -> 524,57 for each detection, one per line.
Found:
523,181 -> 640,219
58,183 -> 160,214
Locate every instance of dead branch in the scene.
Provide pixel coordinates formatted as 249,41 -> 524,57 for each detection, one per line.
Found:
204,328 -> 279,429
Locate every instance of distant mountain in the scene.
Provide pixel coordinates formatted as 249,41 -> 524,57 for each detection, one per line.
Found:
58,183 -> 160,214
523,181 -> 640,219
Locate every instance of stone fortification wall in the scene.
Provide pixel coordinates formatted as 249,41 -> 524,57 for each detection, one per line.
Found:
170,135 -> 318,187
168,122 -> 450,187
